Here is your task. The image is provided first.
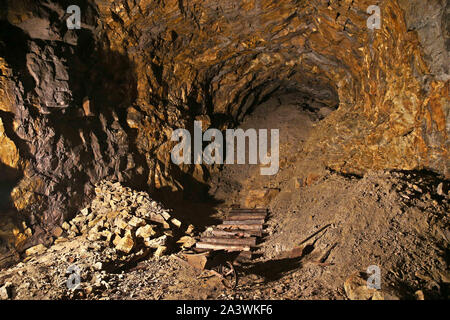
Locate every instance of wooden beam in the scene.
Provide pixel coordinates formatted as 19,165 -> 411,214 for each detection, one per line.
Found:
229,211 -> 267,216
216,224 -> 263,231
230,209 -> 267,213
226,214 -> 266,221
223,219 -> 265,225
200,237 -> 256,246
211,228 -> 262,238
196,242 -> 251,252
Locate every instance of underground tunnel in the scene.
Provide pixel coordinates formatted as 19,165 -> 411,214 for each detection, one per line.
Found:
0,0 -> 448,300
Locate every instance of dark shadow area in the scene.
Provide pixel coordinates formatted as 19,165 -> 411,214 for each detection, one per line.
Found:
242,256 -> 303,282
392,169 -> 449,206
151,164 -> 224,230
0,163 -> 22,258
0,13 -> 147,240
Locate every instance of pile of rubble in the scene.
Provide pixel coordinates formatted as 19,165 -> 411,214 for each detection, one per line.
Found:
0,180 -> 201,299
58,180 -> 188,266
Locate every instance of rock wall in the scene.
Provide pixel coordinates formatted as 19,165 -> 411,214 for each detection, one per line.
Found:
0,0 -> 448,249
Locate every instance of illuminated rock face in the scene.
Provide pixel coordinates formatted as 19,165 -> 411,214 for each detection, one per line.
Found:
0,0 -> 448,244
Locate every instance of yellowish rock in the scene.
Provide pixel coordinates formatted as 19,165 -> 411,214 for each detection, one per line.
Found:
177,236 -> 196,249
171,218 -> 181,228
244,188 -> 280,208
154,246 -> 167,258
112,234 -> 121,247
186,224 -> 195,235
415,290 -> 425,300
144,235 -> 168,248
344,271 -> 384,300
136,225 -> 156,238
128,216 -> 145,228
0,118 -> 19,170
62,222 -> 70,231
115,218 -> 129,230
25,244 -> 46,256
115,234 -> 134,253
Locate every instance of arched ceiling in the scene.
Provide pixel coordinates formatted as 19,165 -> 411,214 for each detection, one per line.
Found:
0,0 -> 448,241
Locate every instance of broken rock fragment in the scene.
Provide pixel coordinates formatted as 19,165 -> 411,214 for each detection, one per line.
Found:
344,271 -> 384,300
25,244 -> 47,256
136,225 -> 156,238
60,180 -> 185,261
115,234 -> 135,254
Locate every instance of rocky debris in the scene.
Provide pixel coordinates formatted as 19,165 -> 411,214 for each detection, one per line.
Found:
24,244 -> 47,257
0,171 -> 448,300
176,236 -> 197,250
415,290 -> 425,300
344,271 -> 384,300
436,182 -> 447,196
0,180 -> 200,300
59,180 -> 183,263
244,189 -> 280,208
0,282 -> 13,300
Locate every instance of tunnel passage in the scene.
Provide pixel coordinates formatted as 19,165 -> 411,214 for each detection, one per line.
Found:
207,88 -> 339,209
0,0 -> 448,251
163,83 -> 340,228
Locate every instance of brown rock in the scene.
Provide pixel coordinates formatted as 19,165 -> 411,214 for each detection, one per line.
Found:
176,236 -> 196,249
144,235 -> 168,248
344,271 -> 384,300
136,225 -> 156,238
116,234 -> 134,253
244,188 -> 280,208
52,226 -> 63,238
154,246 -> 167,258
415,290 -> 425,300
170,218 -> 182,228
25,244 -> 46,256
0,282 -> 13,300
128,216 -> 145,228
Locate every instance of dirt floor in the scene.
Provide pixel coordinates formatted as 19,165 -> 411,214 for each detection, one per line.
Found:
0,96 -> 448,300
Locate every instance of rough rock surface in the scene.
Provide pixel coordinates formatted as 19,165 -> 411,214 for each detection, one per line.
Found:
56,180 -> 183,263
0,1 -> 449,250
0,171 -> 448,300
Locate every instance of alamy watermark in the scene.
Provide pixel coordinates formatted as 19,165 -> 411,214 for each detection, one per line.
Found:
171,121 -> 279,176
366,265 -> 381,290
66,4 -> 381,31
66,5 -> 81,30
367,5 -> 381,30
66,264 -> 81,290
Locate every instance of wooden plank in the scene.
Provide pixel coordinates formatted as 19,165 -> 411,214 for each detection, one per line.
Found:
223,219 -> 265,225
216,224 -> 263,231
227,214 -> 266,221
230,209 -> 267,213
200,236 -> 256,246
196,242 -> 251,252
211,228 -> 262,238
229,211 -> 267,216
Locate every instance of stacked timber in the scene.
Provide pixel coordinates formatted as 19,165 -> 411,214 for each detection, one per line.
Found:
195,208 -> 268,260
